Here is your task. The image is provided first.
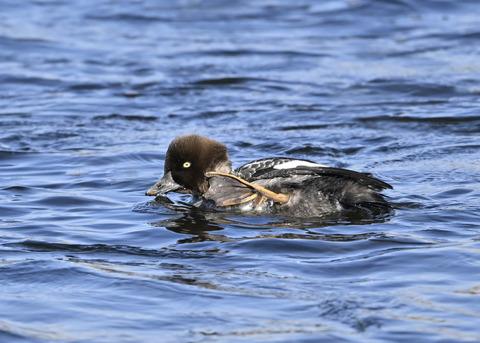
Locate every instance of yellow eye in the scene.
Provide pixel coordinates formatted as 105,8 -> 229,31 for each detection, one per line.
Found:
183,162 -> 191,168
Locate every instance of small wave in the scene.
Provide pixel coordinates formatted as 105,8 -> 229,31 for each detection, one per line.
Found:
0,74 -> 60,87
92,113 -> 158,121
357,114 -> 480,124
68,83 -> 115,91
193,77 -> 257,86
85,13 -> 167,22
366,78 -> 458,97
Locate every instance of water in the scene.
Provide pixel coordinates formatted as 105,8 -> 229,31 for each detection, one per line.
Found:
1,0 -> 480,342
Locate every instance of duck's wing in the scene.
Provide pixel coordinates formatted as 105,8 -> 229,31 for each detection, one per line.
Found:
235,158 -> 328,179
205,171 -> 289,207
236,158 -> 392,191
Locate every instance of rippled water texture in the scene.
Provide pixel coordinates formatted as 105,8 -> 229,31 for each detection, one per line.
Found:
1,1 -> 480,342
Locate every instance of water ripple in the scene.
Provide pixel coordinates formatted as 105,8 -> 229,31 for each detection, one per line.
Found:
1,0 -> 480,342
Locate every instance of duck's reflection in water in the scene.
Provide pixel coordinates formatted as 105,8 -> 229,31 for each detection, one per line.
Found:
145,196 -> 394,244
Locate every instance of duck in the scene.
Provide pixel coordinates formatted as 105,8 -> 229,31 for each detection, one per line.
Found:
145,134 -> 393,217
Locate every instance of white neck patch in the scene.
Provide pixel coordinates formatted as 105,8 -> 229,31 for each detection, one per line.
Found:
273,160 -> 329,170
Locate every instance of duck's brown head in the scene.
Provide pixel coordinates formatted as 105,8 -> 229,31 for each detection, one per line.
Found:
146,134 -> 232,197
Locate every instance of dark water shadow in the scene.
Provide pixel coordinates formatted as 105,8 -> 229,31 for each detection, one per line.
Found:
134,196 -> 395,244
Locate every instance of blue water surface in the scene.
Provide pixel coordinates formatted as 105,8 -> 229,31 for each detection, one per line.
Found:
1,1 -> 480,342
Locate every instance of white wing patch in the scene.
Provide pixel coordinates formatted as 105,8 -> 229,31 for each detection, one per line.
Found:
273,160 -> 329,170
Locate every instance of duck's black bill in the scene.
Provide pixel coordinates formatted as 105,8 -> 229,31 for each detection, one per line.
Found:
145,171 -> 184,196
